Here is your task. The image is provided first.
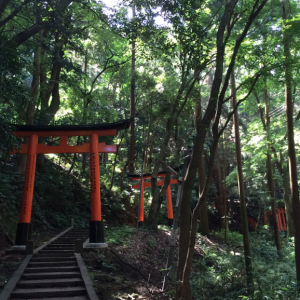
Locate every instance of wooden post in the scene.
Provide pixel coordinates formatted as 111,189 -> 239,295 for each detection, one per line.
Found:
26,240 -> 34,254
166,185 -> 174,226
281,208 -> 287,231
138,178 -> 145,226
15,134 -> 38,246
74,239 -> 83,254
276,212 -> 282,231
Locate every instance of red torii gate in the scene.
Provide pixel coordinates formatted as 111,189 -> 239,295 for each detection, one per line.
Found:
263,207 -> 286,231
130,172 -> 178,226
10,120 -> 130,249
247,207 -> 286,231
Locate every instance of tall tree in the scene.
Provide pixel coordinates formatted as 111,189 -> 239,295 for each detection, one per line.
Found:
264,82 -> 282,254
282,0 -> 300,285
176,0 -> 267,298
128,5 -> 136,174
230,71 -> 254,293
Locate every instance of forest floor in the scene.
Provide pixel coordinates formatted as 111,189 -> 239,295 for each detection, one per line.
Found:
0,225 -> 297,300
83,227 -> 176,300
83,226 -> 212,300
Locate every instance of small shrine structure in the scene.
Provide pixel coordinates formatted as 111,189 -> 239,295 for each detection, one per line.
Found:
9,120 -> 130,249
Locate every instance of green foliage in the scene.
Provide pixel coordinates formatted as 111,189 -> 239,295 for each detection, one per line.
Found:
191,232 -> 297,300
105,226 -> 137,246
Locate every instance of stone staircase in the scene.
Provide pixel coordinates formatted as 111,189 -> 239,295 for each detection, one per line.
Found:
10,228 -> 91,300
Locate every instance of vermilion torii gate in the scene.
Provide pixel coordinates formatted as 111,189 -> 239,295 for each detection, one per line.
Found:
263,207 -> 287,231
130,171 -> 178,226
10,120 -> 130,248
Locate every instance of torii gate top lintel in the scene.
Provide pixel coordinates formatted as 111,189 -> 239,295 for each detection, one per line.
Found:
10,120 -> 131,155
13,119 -> 131,137
128,166 -> 180,181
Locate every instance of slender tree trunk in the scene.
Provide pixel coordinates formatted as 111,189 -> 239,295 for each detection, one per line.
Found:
0,0 -> 10,19
143,118 -> 151,170
27,29 -> 43,125
147,117 -> 174,229
82,50 -> 88,174
222,131 -> 229,242
175,0 -> 267,296
110,133 -> 125,190
282,0 -> 300,285
198,154 -> 209,235
146,120 -> 158,168
215,163 -> 227,229
264,84 -> 282,253
231,71 -> 253,294
196,102 -> 210,235
16,29 -> 43,174
128,5 -> 136,174
281,159 -> 294,238
176,2 -> 239,298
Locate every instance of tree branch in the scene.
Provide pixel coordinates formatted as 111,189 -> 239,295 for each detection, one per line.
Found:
0,0 -> 31,28
218,73 -> 261,138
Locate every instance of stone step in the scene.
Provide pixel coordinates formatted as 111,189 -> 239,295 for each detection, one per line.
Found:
61,234 -> 88,236
51,242 -> 75,244
11,297 -> 89,300
17,278 -> 84,288
39,250 -> 74,253
11,286 -> 86,298
35,252 -> 74,257
54,238 -> 87,242
64,236 -> 88,238
52,239 -> 78,241
31,257 -> 76,262
44,247 -> 74,250
46,244 -> 74,247
28,261 -> 77,267
25,266 -> 79,273
22,272 -> 81,280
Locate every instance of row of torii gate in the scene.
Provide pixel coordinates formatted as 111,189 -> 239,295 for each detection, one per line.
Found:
9,120 -> 178,249
9,120 -> 287,249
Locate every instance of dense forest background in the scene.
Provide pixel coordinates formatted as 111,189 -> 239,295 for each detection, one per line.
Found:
1,0 -> 300,299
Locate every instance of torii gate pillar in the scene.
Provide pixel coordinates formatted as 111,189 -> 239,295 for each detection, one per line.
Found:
14,135 -> 38,249
87,133 -> 107,247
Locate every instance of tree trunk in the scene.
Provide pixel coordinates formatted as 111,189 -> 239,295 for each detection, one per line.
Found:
39,31 -> 63,125
16,29 -> 43,174
175,0 -> 267,296
176,2 -> 240,298
198,154 -> 209,235
231,71 -> 253,294
281,159 -> 294,238
147,117 -> 174,229
215,163 -> 227,229
264,84 -> 282,254
0,0 -> 10,19
82,50 -> 88,174
196,96 -> 209,236
222,131 -> 229,241
128,5 -> 136,174
282,0 -> 300,285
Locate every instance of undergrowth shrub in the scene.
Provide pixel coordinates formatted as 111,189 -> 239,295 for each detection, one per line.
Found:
191,231 -> 297,300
